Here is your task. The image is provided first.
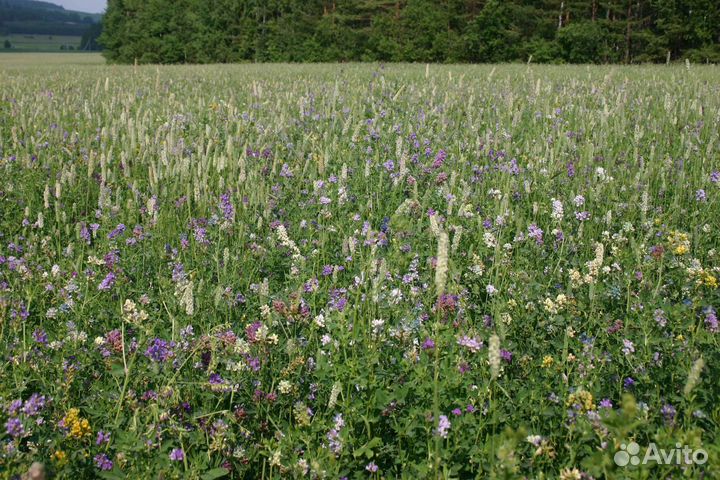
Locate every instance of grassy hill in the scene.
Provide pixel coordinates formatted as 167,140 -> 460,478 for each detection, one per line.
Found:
0,0 -> 101,47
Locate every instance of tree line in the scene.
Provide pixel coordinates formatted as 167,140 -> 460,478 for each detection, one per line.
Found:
99,0 -> 720,64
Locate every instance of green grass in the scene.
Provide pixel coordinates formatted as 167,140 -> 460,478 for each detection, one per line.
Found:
1,34 -> 83,52
0,57 -> 718,479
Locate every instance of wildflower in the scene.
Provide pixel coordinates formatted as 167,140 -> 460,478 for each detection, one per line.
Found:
435,231 -> 449,296
22,393 -> 46,416
365,462 -> 379,473
169,448 -> 185,461
622,339 -> 635,355
422,337 -> 435,350
542,355 -> 554,368
435,415 -> 451,438
5,417 -> 24,437
661,403 -> 676,424
457,336 -> 483,353
94,453 -> 113,471
684,358 -> 705,396
551,198 -> 564,220
489,334 -> 500,379
51,450 -> 67,466
705,308 -> 718,333
559,468 -> 582,480
575,211 -> 590,221
97,272 -> 116,291
328,382 -> 341,408
486,284 -> 497,296
500,349 -> 513,363
219,192 -> 235,222
566,390 -> 595,413
701,272 -> 718,289
107,223 -> 126,240
96,430 -> 111,445
144,338 -> 174,363
293,401 -> 312,426
62,408 -> 91,439
654,309 -> 667,327
695,189 -> 707,202
528,224 -> 543,244
174,278 -> 194,316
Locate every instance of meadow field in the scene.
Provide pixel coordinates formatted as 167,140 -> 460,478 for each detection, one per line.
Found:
1,35 -> 83,53
0,54 -> 719,479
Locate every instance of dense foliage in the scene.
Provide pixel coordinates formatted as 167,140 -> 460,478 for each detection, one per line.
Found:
0,58 -> 719,478
98,0 -> 720,64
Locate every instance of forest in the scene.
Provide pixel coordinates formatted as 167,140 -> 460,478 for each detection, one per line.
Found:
99,0 -> 720,64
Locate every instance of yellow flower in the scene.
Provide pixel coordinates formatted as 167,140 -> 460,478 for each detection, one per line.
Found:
702,272 -> 718,289
668,230 -> 690,255
51,450 -> 68,466
566,390 -> 595,412
542,355 -> 554,368
63,408 -> 91,439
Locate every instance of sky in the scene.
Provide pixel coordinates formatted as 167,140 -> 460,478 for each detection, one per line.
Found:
53,0 -> 106,14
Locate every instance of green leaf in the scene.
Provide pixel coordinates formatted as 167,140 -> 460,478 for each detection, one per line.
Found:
201,467 -> 229,480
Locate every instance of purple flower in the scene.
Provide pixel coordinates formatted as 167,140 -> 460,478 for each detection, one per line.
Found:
96,430 -> 111,445
696,189 -> 707,202
705,308 -> 718,333
500,349 -> 513,363
365,461 -> 378,473
107,223 -> 126,240
457,336 -> 483,353
661,403 -> 677,424
624,377 -> 635,390
422,337 -> 435,350
654,309 -> 667,328
94,453 -> 113,471
575,211 -> 591,221
711,171 -> 720,183
194,226 -> 209,245
567,162 -> 575,178
22,394 -> 46,416
599,398 -> 613,409
144,338 -> 174,363
98,272 -> 116,291
432,149 -> 447,169
219,192 -> 235,222
528,224 -> 543,245
32,329 -> 48,345
5,417 -> 24,437
7,399 -> 23,415
169,448 -> 185,462
451,408 -> 462,416
435,414 -> 451,438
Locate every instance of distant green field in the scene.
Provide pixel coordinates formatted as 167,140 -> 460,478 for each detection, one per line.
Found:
0,52 -> 104,66
1,34 -> 82,52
